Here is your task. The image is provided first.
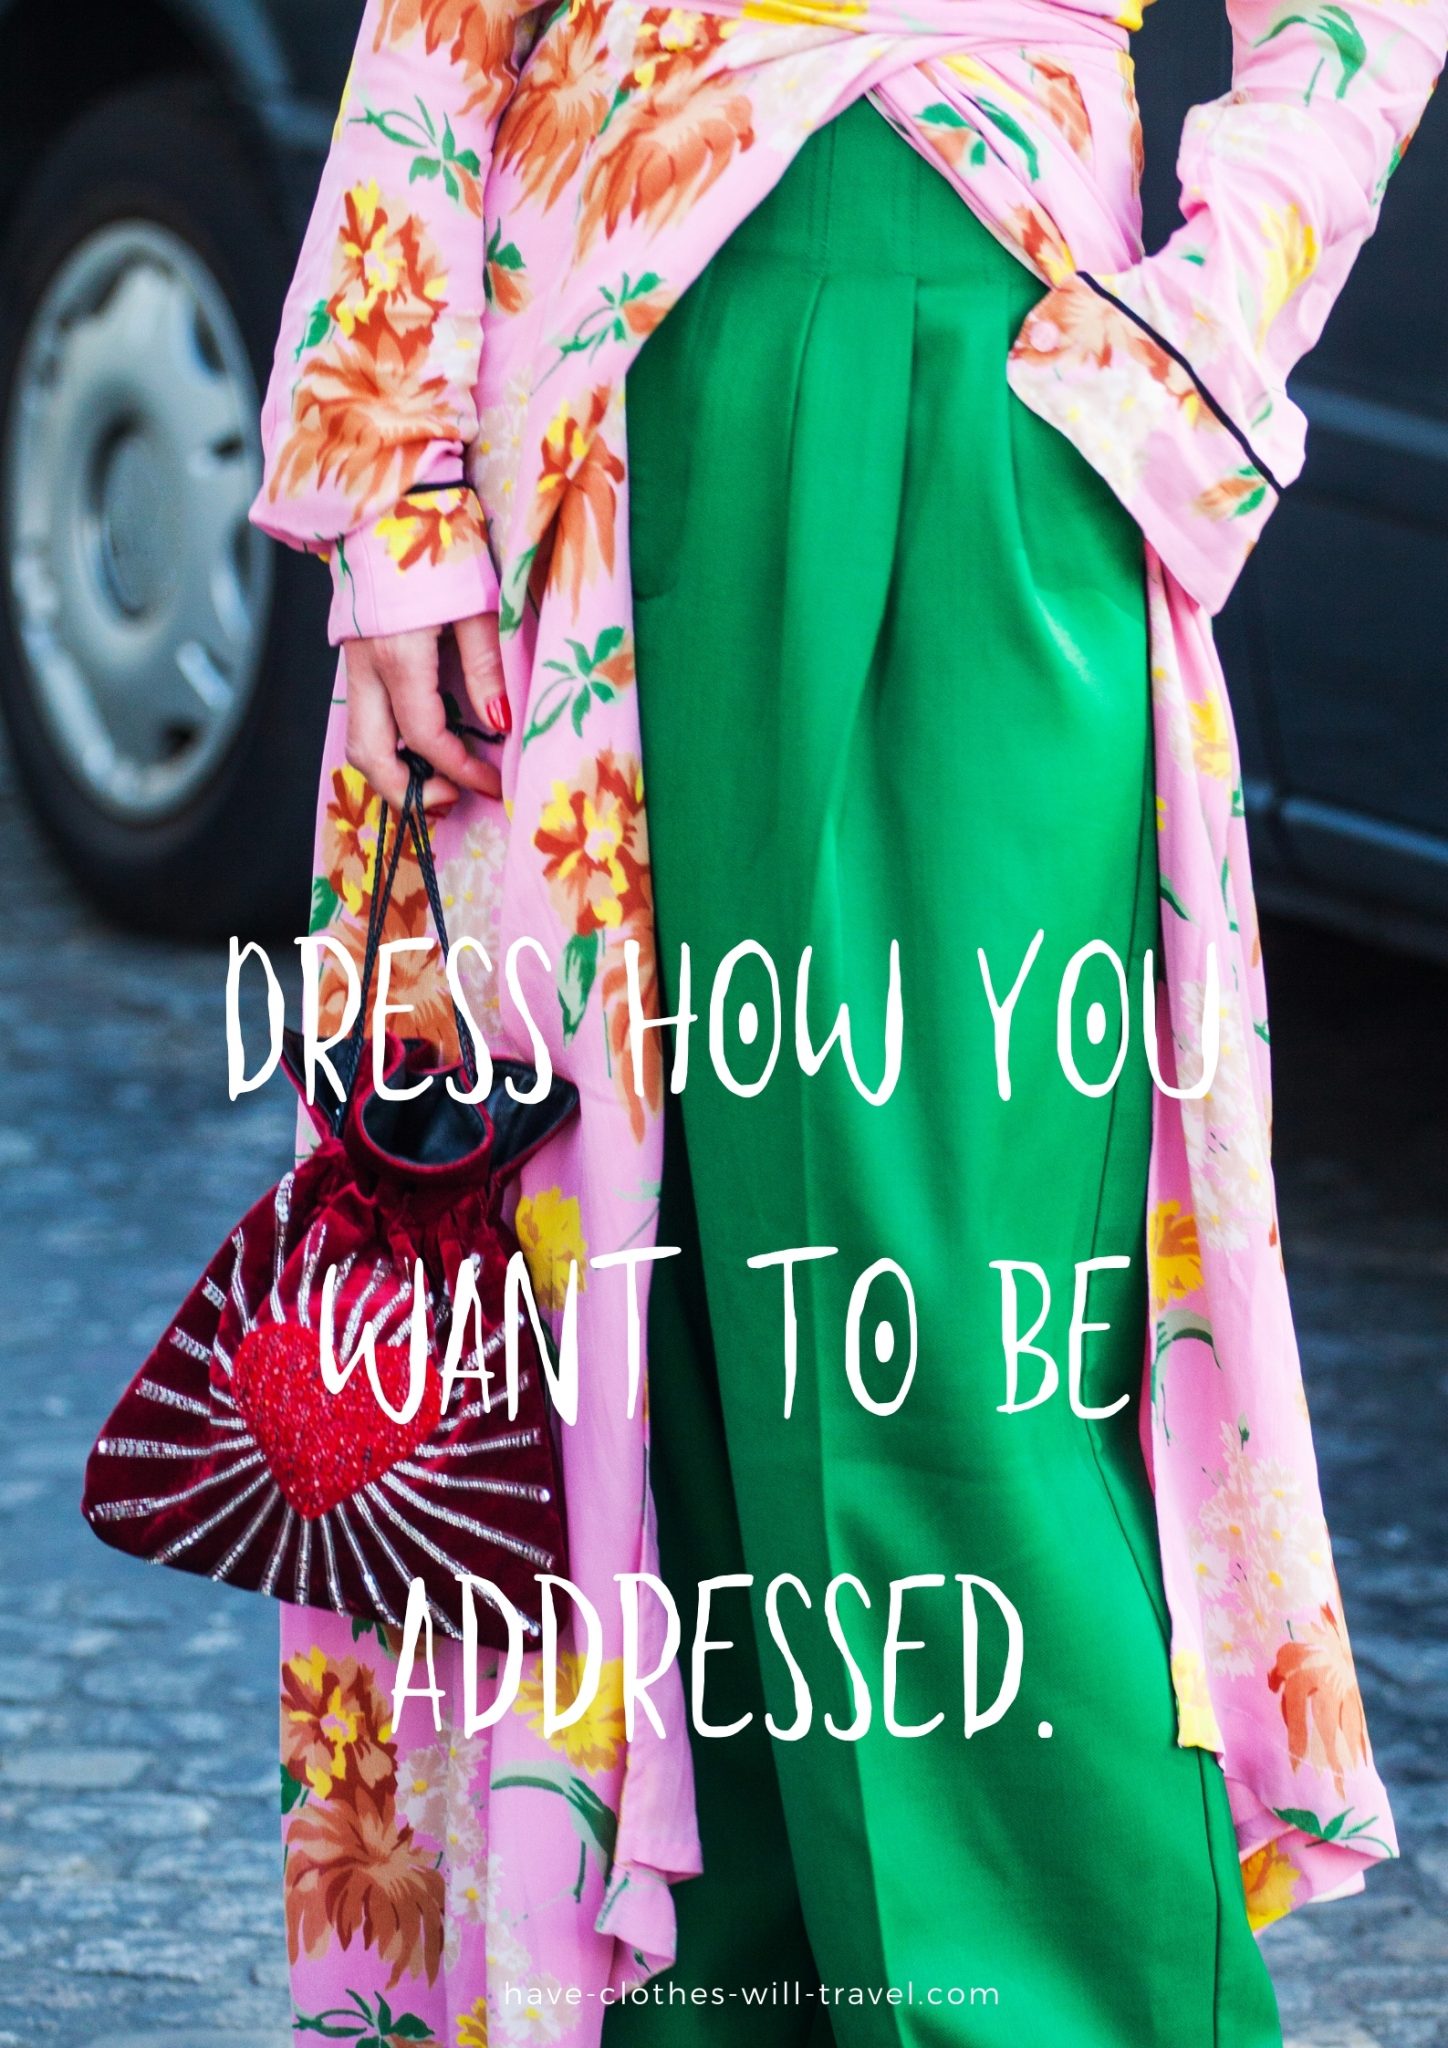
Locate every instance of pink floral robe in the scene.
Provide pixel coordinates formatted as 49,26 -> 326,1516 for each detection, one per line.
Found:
250,0 -> 1446,2036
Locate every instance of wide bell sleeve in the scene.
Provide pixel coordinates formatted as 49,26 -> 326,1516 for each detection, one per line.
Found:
248,0 -> 543,643
1004,0 -> 1448,614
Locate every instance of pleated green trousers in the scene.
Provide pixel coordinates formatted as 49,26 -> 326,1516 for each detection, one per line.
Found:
610,98 -> 1284,2048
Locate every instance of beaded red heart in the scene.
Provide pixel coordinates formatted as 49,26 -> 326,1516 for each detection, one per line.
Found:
231,1324 -> 444,1523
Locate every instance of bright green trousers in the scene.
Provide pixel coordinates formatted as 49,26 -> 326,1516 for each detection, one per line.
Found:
612,98 -> 1284,2048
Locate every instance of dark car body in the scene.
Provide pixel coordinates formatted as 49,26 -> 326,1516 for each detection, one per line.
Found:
1,0 -> 1444,948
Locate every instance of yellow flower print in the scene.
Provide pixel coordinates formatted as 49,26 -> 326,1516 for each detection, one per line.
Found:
335,183 -> 403,335
944,52 -> 1029,105
333,57 -> 356,143
515,1653 -> 627,1772
456,1997 -> 489,2048
322,763 -> 383,916
280,1646 -> 396,1799
1111,0 -> 1157,30
374,489 -> 486,571
330,183 -> 447,344
741,0 -> 866,25
1188,693 -> 1231,778
1170,1649 -> 1224,1752
1149,1201 -> 1203,1311
1240,1837 -> 1301,1931
515,1187 -> 588,1310
534,751 -> 648,939
539,399 -> 591,488
1257,203 -> 1318,348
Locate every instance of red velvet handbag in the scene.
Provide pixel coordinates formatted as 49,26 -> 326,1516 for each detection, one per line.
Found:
82,756 -> 577,1647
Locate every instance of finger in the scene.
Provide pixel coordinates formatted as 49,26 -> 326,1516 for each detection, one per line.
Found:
369,634 -> 469,811
390,666 -> 498,797
345,657 -> 412,809
455,612 -> 510,739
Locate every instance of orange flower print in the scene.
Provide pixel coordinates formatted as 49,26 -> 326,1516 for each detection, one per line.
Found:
456,1998 -> 490,2048
1196,468 -> 1272,522
268,344 -> 461,521
1024,52 -> 1094,161
625,8 -> 736,94
576,67 -> 754,252
373,487 -> 488,573
486,226 -> 529,314
601,886 -> 663,1145
322,765 -> 386,916
1268,1604 -> 1370,1799
1116,48 -> 1146,187
317,891 -> 460,1060
282,1647 -> 398,1800
1003,201 -> 1075,287
530,387 -> 626,610
494,0 -> 616,211
376,0 -> 524,119
916,105 -> 985,174
1240,1837 -> 1301,1931
533,747 -> 649,939
328,185 -> 448,365
285,1782 -> 445,1988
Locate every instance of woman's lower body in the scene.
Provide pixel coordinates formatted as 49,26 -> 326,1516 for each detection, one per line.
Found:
614,97 -> 1284,2047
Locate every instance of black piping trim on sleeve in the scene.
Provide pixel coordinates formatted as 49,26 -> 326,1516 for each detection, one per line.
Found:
1075,271 -> 1286,498
402,477 -> 476,496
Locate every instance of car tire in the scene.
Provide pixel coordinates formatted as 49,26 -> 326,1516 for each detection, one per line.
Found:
0,77 -> 331,938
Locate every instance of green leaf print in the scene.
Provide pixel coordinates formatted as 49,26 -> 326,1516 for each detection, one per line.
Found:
558,929 -> 601,1040
293,298 -> 332,360
1158,874 -> 1192,921
295,1988 -> 437,2043
280,1762 -> 309,1814
524,626 -> 631,747
918,103 -> 989,164
494,1760 -> 620,1898
353,98 -> 483,207
1374,135 -> 1405,203
1255,5 -> 1366,100
498,544 -> 538,636
1226,469 -> 1269,519
548,272 -> 667,374
309,876 -> 340,933
333,533 -> 362,640
484,221 -> 527,306
1151,1309 -> 1218,1441
974,96 -> 1041,180
1272,1805 -> 1397,1856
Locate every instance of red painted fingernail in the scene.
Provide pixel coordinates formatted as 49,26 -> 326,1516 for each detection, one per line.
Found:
483,692 -> 511,736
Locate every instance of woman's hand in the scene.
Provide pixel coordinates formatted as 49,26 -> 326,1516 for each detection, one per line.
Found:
343,612 -> 508,813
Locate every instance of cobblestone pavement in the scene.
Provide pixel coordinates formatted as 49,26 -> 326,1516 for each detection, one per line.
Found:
0,783 -> 1443,2047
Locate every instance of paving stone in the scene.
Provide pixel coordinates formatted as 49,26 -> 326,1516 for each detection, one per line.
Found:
40,1795 -> 214,1840
0,1746 -> 149,1790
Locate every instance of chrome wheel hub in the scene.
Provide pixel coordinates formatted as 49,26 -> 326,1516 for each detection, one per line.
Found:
3,222 -> 271,822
